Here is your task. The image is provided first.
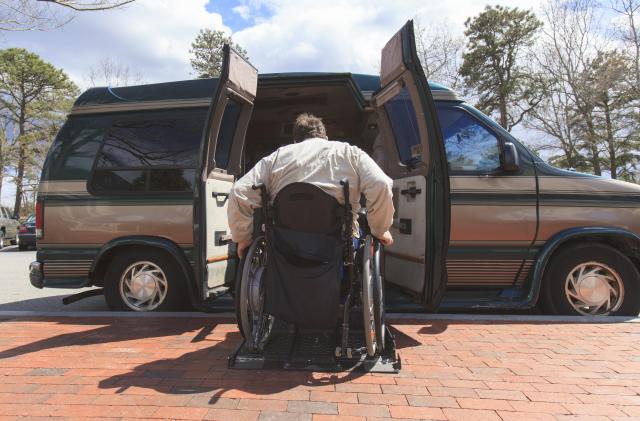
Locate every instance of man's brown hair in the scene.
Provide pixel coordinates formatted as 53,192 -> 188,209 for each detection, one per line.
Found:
293,113 -> 327,142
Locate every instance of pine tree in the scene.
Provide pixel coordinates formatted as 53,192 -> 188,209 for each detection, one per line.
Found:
189,29 -> 249,78
0,48 -> 78,216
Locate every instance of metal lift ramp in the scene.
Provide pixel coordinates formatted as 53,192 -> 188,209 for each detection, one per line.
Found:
228,319 -> 400,373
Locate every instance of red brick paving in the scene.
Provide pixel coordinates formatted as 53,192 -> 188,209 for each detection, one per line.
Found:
0,316 -> 638,420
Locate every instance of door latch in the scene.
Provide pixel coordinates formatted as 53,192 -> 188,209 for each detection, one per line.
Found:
400,186 -> 422,198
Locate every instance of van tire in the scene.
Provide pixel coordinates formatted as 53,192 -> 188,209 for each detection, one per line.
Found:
104,249 -> 187,312
542,243 -> 640,316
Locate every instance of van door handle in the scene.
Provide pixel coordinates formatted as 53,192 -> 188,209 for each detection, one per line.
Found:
212,192 -> 230,199
215,231 -> 232,246
400,187 -> 422,198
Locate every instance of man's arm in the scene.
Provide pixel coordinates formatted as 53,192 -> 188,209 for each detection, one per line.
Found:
227,155 -> 273,256
353,147 -> 395,244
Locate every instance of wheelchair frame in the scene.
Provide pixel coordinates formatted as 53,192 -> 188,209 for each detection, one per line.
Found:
230,181 -> 400,373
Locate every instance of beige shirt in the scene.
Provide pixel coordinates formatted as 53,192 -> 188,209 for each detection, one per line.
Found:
228,137 -> 394,244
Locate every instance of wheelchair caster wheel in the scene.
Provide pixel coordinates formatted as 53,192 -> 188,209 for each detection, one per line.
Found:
346,348 -> 353,359
335,347 -> 342,358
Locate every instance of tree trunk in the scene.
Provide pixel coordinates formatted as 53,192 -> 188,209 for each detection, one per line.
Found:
499,94 -> 508,130
13,112 -> 25,217
13,143 -> 25,217
602,98 -> 617,179
582,111 -> 602,176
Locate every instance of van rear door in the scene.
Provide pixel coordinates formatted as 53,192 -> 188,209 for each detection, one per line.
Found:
194,46 -> 258,300
373,21 -> 450,310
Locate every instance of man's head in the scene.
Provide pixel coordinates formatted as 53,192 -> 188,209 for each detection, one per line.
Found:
293,113 -> 327,142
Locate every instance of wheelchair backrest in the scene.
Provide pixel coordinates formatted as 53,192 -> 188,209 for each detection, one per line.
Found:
273,183 -> 345,236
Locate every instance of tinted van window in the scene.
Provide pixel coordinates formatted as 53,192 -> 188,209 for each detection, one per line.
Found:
437,105 -> 500,172
383,86 -> 422,166
91,109 -> 205,193
41,115 -> 111,181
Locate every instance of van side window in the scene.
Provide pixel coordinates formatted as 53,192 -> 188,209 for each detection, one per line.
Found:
42,115 -> 111,181
437,105 -> 501,173
214,99 -> 242,169
383,86 -> 422,166
91,109 -> 206,193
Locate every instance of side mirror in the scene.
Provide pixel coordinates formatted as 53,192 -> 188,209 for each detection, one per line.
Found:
502,142 -> 519,172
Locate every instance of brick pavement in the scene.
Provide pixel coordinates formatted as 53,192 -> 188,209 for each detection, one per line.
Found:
0,315 -> 638,420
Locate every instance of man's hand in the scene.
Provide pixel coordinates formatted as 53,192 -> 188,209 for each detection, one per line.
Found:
237,239 -> 252,259
377,231 -> 394,247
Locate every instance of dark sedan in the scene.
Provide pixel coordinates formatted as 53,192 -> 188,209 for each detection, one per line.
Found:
17,215 -> 36,251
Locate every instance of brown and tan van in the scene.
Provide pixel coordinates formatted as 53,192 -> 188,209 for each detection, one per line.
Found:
30,21 -> 640,316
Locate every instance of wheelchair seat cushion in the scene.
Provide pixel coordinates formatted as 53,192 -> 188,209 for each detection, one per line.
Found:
264,225 -> 343,329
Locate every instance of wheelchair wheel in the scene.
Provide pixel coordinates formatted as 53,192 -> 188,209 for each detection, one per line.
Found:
237,236 -> 273,351
361,235 -> 378,357
372,240 -> 386,351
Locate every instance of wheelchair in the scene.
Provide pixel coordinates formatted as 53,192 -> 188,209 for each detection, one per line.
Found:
230,180 -> 399,372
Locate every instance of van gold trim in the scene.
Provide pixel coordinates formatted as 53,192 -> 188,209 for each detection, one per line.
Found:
70,98 -> 211,116
39,180 -> 89,196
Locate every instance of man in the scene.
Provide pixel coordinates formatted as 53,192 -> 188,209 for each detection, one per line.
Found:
228,113 -> 394,258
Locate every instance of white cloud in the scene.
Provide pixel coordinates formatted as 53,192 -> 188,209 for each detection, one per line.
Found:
3,0 -> 545,87
232,5 -> 251,20
233,0 -> 543,74
1,0 -> 230,89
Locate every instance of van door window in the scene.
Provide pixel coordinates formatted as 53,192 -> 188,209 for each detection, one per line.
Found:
214,99 -> 242,169
91,109 -> 205,194
437,105 -> 500,173
383,86 -> 422,166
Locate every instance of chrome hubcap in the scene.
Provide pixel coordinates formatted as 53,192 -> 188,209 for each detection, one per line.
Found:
119,261 -> 168,311
565,262 -> 624,315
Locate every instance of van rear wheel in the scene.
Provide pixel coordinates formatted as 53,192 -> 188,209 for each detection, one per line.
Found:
542,243 -> 640,316
104,250 -> 187,311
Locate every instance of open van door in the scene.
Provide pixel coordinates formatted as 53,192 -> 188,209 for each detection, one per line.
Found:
194,45 -> 258,301
373,21 -> 450,310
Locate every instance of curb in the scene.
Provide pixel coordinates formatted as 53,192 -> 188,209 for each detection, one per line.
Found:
0,310 -> 636,323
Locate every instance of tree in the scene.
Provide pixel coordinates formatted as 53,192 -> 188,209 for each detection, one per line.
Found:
414,18 -> 464,91
611,0 -> 640,92
534,0 -> 608,176
86,57 -> 144,87
189,28 -> 249,78
0,0 -> 134,31
0,48 -> 78,216
459,5 -> 543,131
586,51 -> 636,179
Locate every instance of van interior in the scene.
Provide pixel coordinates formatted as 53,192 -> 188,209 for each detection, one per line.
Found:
242,80 -> 379,172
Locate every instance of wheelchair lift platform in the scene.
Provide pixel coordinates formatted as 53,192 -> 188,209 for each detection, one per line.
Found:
229,322 -> 400,373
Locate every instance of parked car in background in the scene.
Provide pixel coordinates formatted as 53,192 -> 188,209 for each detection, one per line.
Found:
17,214 -> 36,251
0,206 -> 19,249
29,21 -> 640,316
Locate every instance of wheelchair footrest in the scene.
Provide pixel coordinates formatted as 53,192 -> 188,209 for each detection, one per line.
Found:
228,323 -> 400,373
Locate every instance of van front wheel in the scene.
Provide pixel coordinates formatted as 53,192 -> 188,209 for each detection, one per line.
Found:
104,250 -> 187,311
542,243 -> 640,316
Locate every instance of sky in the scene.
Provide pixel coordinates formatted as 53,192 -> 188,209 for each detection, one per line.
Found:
0,0 -> 544,206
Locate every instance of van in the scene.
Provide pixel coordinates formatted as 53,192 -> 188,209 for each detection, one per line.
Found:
30,21 -> 640,316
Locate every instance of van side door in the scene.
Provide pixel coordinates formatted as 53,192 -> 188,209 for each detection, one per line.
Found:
439,103 -> 538,290
194,46 -> 258,300
373,21 -> 450,310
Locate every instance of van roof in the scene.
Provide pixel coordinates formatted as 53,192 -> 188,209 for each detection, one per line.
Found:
74,73 -> 458,108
